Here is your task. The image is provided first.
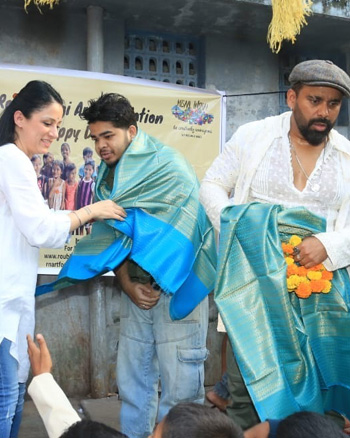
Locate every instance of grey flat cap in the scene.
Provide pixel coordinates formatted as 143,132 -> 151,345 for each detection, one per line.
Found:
289,59 -> 350,97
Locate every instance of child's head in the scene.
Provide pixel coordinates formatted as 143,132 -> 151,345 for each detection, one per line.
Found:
84,159 -> 95,180
151,403 -> 244,438
65,162 -> 77,182
43,152 -> 54,166
61,142 -> 71,159
83,146 -> 93,162
31,154 -> 42,176
59,419 -> 127,438
52,160 -> 64,178
276,411 -> 346,438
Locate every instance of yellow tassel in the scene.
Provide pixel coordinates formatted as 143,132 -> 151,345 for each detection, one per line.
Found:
267,0 -> 313,53
24,0 -> 59,13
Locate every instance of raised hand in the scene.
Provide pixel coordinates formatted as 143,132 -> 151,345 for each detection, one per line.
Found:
27,333 -> 53,376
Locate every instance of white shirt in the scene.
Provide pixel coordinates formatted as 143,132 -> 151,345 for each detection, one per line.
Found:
28,373 -> 81,438
248,117 -> 342,230
0,144 -> 70,381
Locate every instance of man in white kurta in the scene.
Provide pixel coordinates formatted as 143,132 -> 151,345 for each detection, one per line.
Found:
199,60 -> 350,429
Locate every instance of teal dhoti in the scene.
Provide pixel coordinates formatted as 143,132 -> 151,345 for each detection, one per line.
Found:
215,203 -> 350,421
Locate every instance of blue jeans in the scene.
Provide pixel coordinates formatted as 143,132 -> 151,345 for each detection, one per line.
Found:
117,293 -> 208,438
0,339 -> 26,438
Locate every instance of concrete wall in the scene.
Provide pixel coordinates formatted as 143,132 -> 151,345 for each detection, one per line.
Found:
0,6 -> 87,69
0,6 -> 125,74
35,276 -> 122,397
35,276 -> 224,397
104,16 -> 125,75
205,35 -> 280,140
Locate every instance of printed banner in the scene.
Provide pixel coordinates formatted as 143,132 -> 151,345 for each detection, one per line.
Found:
0,64 -> 224,273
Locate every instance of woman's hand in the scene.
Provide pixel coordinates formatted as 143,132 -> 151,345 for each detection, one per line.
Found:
69,200 -> 127,231
90,199 -> 127,221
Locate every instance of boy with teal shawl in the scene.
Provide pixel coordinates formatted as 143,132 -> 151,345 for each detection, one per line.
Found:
37,93 -> 216,438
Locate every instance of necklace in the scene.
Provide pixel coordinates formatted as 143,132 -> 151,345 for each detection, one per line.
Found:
288,135 -> 327,193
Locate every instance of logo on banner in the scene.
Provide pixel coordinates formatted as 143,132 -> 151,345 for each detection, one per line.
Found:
171,99 -> 214,125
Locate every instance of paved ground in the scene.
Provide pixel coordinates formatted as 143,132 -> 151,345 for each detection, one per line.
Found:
19,387 -> 214,437
19,394 -> 122,438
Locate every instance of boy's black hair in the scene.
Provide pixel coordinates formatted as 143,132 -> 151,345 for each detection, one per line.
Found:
61,142 -> 71,151
60,419 -> 128,438
81,93 -> 138,130
83,146 -> 93,156
162,402 -> 244,438
84,159 -> 95,170
276,411 -> 346,438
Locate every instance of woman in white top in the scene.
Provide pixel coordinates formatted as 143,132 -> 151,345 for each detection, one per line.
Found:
0,80 -> 126,438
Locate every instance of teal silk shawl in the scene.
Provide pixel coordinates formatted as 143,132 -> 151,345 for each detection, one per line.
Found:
36,129 -> 217,320
215,202 -> 350,419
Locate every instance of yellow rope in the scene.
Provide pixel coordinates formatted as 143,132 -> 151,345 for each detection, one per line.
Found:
24,0 -> 59,12
267,0 -> 313,53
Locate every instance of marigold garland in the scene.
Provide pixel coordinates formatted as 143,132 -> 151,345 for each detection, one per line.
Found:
283,235 -> 333,298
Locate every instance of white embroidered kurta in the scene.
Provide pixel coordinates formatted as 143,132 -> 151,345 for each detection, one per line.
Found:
0,144 -> 70,381
199,112 -> 350,331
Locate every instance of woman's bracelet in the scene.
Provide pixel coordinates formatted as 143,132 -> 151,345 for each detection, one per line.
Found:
84,206 -> 92,217
72,210 -> 82,227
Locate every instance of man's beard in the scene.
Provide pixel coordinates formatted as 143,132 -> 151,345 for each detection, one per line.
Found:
293,107 -> 334,146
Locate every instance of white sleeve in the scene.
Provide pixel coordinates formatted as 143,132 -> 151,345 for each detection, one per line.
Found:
0,147 -> 70,248
28,373 -> 81,438
199,134 -> 240,232
314,228 -> 350,271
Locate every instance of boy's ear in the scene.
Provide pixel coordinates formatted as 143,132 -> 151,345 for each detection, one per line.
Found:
129,125 -> 137,140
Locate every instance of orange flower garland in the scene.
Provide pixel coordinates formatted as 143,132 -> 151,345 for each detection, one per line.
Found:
282,235 -> 333,299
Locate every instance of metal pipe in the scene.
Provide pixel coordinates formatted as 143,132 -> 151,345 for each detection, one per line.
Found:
89,277 -> 108,398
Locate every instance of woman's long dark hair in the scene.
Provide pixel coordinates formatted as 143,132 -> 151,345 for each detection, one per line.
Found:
0,80 -> 63,146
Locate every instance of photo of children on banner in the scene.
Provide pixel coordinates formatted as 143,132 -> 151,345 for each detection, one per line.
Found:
76,159 -> 95,235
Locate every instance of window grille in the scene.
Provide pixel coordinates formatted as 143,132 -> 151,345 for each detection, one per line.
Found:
124,31 -> 203,87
